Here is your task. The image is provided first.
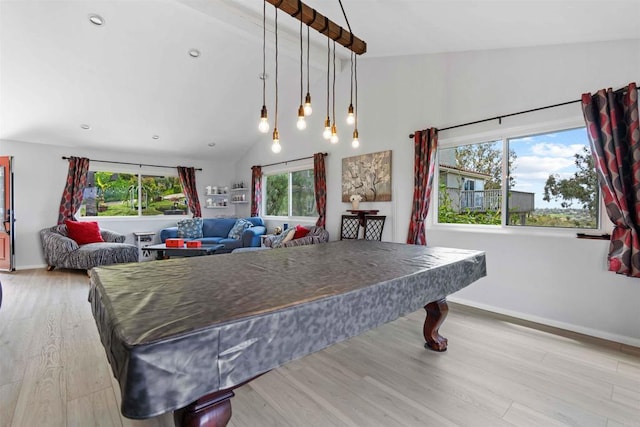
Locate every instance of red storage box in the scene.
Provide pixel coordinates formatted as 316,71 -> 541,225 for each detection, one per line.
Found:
186,241 -> 202,248
165,238 -> 184,248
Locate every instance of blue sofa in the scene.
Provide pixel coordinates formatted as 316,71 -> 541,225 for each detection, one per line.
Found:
160,217 -> 266,253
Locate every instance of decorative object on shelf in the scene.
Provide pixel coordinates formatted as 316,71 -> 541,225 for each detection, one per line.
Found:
349,194 -> 362,210
273,226 -> 282,235
342,150 -> 392,202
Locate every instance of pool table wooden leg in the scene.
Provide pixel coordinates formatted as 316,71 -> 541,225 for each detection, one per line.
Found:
423,298 -> 449,352
174,389 -> 234,427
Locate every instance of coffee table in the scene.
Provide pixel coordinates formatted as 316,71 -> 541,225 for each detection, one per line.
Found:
142,243 -> 224,259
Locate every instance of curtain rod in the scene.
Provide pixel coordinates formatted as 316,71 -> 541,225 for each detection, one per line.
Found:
61,156 -> 202,171
256,152 -> 327,169
409,84 -> 640,139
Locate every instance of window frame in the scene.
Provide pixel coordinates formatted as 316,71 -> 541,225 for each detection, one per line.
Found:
432,118 -> 607,235
79,165 -> 189,220
261,161 -> 318,221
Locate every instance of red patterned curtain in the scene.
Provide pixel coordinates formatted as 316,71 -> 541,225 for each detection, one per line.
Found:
250,166 -> 262,217
407,128 -> 438,245
57,156 -> 90,224
177,166 -> 201,218
582,82 -> 640,277
313,153 -> 327,227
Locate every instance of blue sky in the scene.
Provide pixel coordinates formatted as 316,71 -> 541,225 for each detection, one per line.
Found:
509,127 -> 589,210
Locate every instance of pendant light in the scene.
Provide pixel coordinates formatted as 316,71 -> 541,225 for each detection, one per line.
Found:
303,25 -> 313,116
346,52 -> 355,125
330,41 -> 339,144
322,37 -> 331,140
296,18 -> 306,130
352,53 -> 360,148
258,0 -> 269,134
271,7 -> 281,153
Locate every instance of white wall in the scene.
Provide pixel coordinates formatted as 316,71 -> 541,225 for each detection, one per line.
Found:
0,139 -> 236,269
235,39 -> 640,346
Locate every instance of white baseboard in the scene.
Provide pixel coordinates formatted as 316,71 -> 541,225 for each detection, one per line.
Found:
448,296 -> 640,349
15,263 -> 47,271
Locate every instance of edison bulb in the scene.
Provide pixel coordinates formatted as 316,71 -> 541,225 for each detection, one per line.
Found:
258,117 -> 269,133
259,106 -> 269,133
271,141 -> 281,153
351,137 -> 359,148
296,106 -> 306,130
330,124 -> 339,144
346,113 -> 355,125
322,126 -> 331,139
346,104 -> 355,125
304,93 -> 312,116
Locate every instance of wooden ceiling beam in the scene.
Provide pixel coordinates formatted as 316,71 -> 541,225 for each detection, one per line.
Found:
265,0 -> 367,55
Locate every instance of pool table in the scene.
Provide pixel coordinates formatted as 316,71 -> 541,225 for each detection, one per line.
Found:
89,240 -> 486,426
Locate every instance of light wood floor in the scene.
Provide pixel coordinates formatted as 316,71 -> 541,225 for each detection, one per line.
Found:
1,269 -> 640,427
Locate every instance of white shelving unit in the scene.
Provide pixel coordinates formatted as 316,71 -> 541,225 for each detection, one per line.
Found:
204,185 -> 229,209
230,187 -> 248,204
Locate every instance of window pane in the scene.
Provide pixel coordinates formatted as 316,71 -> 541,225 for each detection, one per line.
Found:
291,169 -> 317,217
141,175 -> 186,216
508,128 -> 598,228
265,173 -> 289,216
438,141 -> 503,225
80,172 -> 186,217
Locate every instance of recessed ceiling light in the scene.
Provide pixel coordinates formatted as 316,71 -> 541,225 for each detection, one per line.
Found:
152,135 -> 160,140
80,124 -> 91,130
189,49 -> 200,58
208,142 -> 216,147
89,14 -> 104,26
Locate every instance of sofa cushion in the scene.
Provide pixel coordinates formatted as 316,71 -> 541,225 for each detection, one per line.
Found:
227,219 -> 252,239
203,218 -> 236,238
64,220 -> 104,245
177,218 -> 203,239
198,237 -> 224,245
293,225 -> 311,240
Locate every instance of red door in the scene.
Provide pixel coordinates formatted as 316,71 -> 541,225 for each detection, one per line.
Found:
0,156 -> 14,271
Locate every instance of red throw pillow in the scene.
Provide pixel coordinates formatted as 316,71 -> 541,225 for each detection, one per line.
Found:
293,225 -> 311,240
65,220 -> 104,245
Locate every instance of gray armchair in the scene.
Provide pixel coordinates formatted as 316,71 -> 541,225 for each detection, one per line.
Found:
40,224 -> 138,271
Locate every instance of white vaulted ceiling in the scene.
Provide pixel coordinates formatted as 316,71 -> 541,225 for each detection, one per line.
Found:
1,0 -> 639,160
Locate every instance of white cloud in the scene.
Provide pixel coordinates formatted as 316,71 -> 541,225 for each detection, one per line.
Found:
530,143 -> 584,157
511,155 -> 575,181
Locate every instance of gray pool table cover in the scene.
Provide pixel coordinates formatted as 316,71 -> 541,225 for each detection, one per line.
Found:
88,240 -> 486,419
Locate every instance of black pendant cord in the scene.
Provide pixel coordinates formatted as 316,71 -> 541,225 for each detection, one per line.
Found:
306,25 -> 310,96
354,54 -> 358,129
332,40 -> 336,125
299,17 -> 303,105
262,0 -> 267,107
326,37 -> 330,121
274,7 -> 279,130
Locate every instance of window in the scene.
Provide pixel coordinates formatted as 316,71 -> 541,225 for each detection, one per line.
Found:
80,171 -> 187,217
437,127 -> 599,229
264,167 -> 317,218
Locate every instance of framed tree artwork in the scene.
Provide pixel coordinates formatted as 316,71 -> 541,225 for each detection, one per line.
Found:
342,150 -> 392,202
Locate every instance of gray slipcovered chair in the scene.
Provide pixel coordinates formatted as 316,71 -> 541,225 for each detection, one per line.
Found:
263,226 -> 329,249
40,224 -> 138,271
